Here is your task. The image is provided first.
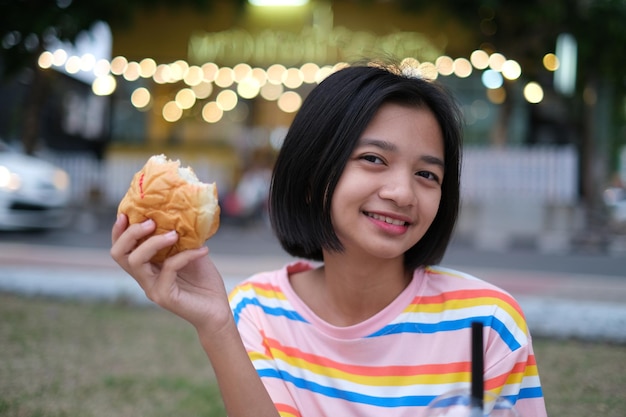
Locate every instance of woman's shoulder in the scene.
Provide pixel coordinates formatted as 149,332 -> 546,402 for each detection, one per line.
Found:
421,265 -> 531,341
228,260 -> 314,299
424,264 -> 508,289
421,264 -> 521,307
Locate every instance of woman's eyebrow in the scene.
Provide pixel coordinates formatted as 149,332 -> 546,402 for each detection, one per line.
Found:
421,154 -> 445,169
358,138 -> 397,151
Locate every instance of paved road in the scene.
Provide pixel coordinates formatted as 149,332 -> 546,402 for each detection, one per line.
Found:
1,207 -> 625,343
2,207 -> 624,277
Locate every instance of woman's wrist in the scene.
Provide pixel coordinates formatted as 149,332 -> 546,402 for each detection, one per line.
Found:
195,312 -> 239,353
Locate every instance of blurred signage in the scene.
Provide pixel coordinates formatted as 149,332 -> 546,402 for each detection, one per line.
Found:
554,33 -> 577,97
188,27 -> 443,67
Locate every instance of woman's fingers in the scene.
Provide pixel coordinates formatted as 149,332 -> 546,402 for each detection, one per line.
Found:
126,229 -> 178,269
110,218 -> 178,282
111,218 -> 154,263
111,213 -> 128,245
149,246 -> 209,304
160,246 -> 209,276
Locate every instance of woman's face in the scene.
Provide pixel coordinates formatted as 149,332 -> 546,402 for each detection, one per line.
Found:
329,102 -> 444,262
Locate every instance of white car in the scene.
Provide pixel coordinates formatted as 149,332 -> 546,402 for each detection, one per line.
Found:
0,141 -> 71,230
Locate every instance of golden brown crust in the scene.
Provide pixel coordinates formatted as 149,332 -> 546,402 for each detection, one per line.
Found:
117,155 -> 220,263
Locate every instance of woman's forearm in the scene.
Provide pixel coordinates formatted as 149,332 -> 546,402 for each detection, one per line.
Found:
197,316 -> 280,417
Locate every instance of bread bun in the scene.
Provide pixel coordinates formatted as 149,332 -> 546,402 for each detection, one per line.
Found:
117,154 -> 220,263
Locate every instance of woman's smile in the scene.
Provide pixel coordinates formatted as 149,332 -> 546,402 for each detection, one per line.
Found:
365,211 -> 410,226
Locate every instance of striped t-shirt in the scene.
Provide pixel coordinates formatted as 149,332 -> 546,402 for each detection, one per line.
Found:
229,261 -> 547,417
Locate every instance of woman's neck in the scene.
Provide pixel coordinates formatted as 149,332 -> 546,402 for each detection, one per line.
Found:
290,253 -> 412,327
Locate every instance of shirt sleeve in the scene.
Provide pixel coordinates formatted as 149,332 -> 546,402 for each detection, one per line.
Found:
229,281 -> 301,417
482,301 -> 548,417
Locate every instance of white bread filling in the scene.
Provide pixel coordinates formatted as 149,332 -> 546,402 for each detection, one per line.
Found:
151,154 -> 202,185
178,166 -> 201,184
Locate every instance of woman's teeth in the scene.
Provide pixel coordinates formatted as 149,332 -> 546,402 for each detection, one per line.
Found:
367,213 -> 406,226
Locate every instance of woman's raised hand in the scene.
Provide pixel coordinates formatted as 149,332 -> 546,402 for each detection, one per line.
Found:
110,214 -> 232,334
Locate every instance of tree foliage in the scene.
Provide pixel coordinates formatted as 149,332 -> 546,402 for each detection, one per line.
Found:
396,0 -> 626,211
0,0 -> 226,80
0,0 -> 229,155
395,0 -> 626,92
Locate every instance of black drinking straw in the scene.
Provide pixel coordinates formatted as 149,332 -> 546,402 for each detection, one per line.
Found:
471,321 -> 484,415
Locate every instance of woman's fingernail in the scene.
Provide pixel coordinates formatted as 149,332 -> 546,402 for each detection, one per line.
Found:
164,230 -> 177,239
141,219 -> 154,228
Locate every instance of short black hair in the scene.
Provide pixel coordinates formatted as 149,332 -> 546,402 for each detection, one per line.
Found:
269,62 -> 463,270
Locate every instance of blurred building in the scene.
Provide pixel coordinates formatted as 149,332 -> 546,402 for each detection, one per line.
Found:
105,2 -> 478,166
5,0 -> 622,252
99,2 -> 545,185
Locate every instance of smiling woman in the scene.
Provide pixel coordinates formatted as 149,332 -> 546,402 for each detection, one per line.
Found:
110,61 -> 548,417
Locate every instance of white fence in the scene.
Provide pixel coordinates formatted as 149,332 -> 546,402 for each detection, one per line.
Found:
456,146 -> 580,251
46,152 -> 234,206
461,146 -> 578,205
47,146 -> 579,208
46,146 -> 580,252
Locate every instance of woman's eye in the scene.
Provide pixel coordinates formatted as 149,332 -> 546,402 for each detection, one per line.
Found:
362,154 -> 384,164
417,171 -> 440,183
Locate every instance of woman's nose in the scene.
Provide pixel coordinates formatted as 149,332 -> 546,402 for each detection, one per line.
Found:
378,172 -> 416,207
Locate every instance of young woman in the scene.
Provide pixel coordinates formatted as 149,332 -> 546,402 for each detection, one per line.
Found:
111,62 -> 547,417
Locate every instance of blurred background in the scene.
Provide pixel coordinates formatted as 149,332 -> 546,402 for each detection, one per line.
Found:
0,0 -> 625,251
1,2 -> 626,416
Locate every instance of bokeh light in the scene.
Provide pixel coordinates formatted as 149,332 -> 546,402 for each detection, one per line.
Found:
139,58 -> 157,78
277,91 -> 302,113
202,101 -> 223,123
163,101 -> 183,122
216,89 -> 238,111
175,88 -> 196,109
131,87 -> 151,109
38,51 -> 54,68
192,82 -> 214,99
215,67 -> 235,88
482,69 -> 504,89
260,82 -> 283,101
453,58 -> 472,78
237,77 -> 261,99
501,60 -> 522,80
488,53 -> 506,71
123,61 -> 141,81
543,53 -> 560,71
523,82 -> 544,103
92,75 -> 116,96
435,56 -> 454,76
184,65 -> 204,86
470,50 -> 490,70
110,56 -> 128,75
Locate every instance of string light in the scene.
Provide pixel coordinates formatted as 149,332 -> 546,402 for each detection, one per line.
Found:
38,45 -> 549,122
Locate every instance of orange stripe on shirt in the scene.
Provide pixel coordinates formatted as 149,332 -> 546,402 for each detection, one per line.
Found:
262,334 -> 470,377
229,281 -> 286,301
276,403 -> 301,417
485,358 -> 538,390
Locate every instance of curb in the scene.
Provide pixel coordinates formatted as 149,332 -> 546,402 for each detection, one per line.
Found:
2,243 -> 626,344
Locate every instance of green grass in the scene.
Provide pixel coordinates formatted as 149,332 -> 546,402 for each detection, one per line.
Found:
0,293 -> 225,417
1,292 -> 625,417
